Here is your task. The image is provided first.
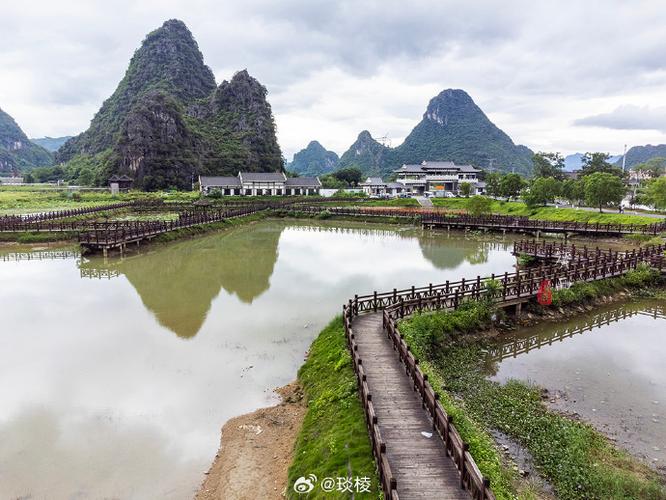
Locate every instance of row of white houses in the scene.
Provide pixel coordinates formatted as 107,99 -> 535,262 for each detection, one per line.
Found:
199,172 -> 322,196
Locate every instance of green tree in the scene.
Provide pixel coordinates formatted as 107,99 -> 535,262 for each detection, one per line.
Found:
465,195 -> 493,216
584,172 -> 626,212
23,172 -> 35,183
459,181 -> 473,197
646,177 -> 666,209
532,152 -> 565,180
319,174 -> 346,189
580,152 -> 625,178
561,179 -> 585,206
523,177 -> 562,208
77,168 -> 95,186
332,167 -> 363,186
499,173 -> 526,201
485,172 -> 501,197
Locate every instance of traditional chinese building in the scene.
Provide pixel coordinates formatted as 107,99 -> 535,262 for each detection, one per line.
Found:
393,161 -> 481,195
199,172 -> 321,196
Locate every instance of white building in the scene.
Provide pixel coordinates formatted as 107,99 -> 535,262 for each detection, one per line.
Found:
360,177 -> 407,197
199,172 -> 322,196
393,161 -> 482,195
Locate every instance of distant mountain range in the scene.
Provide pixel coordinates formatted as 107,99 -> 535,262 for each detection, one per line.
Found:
30,136 -> 73,152
0,107 -> 53,173
563,153 -> 622,171
287,140 -> 339,176
613,144 -> 666,169
288,89 -> 534,177
57,19 -> 281,190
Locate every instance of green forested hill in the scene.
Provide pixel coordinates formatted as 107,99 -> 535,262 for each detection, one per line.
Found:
287,141 -> 339,176
617,144 -> 666,169
0,107 -> 53,173
339,89 -> 533,177
56,19 -> 282,190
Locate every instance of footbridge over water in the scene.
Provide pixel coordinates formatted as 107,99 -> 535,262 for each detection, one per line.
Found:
342,242 -> 665,499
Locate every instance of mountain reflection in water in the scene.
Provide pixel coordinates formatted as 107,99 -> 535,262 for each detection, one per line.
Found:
76,222 -> 509,338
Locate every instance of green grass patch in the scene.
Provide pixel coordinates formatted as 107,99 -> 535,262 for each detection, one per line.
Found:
288,317 -> 380,499
324,198 -> 420,208
552,264 -> 660,307
398,278 -> 666,500
0,231 -> 78,243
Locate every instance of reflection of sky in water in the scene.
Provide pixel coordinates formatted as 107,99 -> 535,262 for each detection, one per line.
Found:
491,302 -> 666,466
0,222 -> 515,499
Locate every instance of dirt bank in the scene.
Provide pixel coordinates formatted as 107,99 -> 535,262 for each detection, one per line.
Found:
196,382 -> 306,500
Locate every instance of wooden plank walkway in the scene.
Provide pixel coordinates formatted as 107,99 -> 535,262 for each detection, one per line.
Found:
352,312 -> 470,499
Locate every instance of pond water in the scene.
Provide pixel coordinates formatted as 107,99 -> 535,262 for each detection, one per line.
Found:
487,299 -> 666,468
0,220 -> 517,499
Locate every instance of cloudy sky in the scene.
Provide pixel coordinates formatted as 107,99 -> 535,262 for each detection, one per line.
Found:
2,0 -> 666,159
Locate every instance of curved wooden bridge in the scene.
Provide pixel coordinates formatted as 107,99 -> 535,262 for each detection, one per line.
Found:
342,243 -> 665,499
2,202 -> 666,253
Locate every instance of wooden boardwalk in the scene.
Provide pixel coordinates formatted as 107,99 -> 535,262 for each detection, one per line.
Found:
353,312 -> 470,499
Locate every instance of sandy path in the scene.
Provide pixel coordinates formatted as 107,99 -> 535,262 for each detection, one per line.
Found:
195,382 -> 305,500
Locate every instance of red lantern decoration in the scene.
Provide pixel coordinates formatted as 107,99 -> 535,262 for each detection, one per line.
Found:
537,279 -> 553,305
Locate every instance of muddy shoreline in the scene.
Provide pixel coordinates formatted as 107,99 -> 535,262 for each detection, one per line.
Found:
196,382 -> 306,500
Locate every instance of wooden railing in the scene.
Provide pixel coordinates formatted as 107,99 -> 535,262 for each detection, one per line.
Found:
78,204 -> 271,248
422,212 -> 666,235
514,239 -> 666,262
0,202 -> 133,226
342,246 -> 664,499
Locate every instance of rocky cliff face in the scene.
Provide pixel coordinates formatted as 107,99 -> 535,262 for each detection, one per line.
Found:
287,140 -> 339,176
339,90 -> 533,176
58,19 -> 281,189
0,107 -> 53,173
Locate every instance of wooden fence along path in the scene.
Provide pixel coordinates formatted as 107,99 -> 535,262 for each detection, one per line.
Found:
297,206 -> 666,236
2,202 -> 666,252
0,201 -> 133,225
342,243 -> 666,499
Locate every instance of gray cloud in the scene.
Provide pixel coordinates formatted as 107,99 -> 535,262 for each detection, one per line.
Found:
2,0 -> 666,156
575,105 -> 666,133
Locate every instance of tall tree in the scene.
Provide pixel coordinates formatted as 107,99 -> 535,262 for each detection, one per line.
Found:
579,152 -> 625,178
333,167 -> 363,186
532,152 -> 565,180
561,179 -> 585,206
499,173 -> 526,201
459,181 -> 474,197
583,172 -> 626,212
646,177 -> 666,209
485,172 -> 501,197
523,177 -> 562,207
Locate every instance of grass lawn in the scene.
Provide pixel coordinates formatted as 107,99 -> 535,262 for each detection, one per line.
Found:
431,198 -> 659,225
288,317 -> 380,499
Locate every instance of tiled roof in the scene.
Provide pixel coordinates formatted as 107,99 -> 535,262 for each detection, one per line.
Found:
285,177 -> 322,187
363,177 -> 386,185
394,164 -> 425,173
240,172 -> 287,182
395,161 -> 481,173
386,182 -> 406,189
199,176 -> 241,186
